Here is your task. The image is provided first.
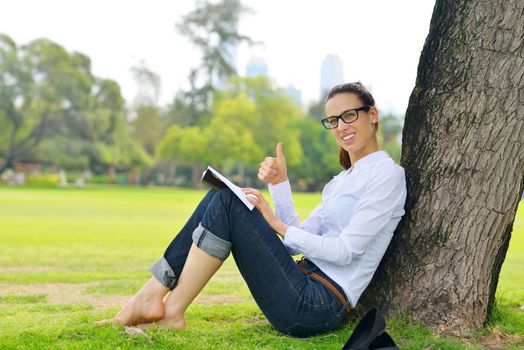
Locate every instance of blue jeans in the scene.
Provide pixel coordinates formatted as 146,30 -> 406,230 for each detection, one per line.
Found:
149,188 -> 349,337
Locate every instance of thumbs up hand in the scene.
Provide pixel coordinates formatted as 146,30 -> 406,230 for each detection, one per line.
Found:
258,142 -> 288,185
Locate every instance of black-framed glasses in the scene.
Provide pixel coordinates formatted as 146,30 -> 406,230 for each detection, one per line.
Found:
321,105 -> 372,129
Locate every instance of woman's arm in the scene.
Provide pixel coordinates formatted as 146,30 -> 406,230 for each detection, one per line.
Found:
283,164 -> 407,265
268,180 -> 300,227
269,178 -> 335,236
244,177 -> 336,255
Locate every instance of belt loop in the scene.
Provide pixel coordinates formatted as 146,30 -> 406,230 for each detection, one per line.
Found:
297,265 -> 311,276
343,300 -> 351,314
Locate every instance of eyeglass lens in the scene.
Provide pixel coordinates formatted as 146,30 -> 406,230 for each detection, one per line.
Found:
324,110 -> 358,128
341,110 -> 358,123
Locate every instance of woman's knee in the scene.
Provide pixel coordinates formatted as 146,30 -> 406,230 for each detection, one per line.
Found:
194,189 -> 238,260
192,223 -> 232,261
200,187 -> 265,250
213,188 -> 247,218
201,188 -> 219,204
214,187 -> 236,204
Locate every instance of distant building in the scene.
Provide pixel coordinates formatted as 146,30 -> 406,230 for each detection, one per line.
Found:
286,85 -> 302,106
246,57 -> 268,77
320,54 -> 344,99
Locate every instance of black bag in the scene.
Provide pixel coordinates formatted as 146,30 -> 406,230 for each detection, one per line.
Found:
342,307 -> 399,350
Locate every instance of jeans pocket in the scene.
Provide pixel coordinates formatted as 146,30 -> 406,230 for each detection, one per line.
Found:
301,278 -> 336,308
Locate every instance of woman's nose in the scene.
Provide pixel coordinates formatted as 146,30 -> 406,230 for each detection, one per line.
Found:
337,120 -> 350,131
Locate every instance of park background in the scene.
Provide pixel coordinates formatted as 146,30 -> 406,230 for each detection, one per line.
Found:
1,0 -> 522,349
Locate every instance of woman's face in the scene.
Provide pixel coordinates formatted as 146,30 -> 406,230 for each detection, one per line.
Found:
324,92 -> 378,159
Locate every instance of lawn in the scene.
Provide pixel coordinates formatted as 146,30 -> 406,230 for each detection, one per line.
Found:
0,186 -> 522,349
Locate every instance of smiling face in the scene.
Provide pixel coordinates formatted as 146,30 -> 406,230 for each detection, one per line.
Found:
325,92 -> 379,164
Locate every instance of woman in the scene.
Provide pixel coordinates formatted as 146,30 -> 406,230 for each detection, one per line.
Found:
96,82 -> 407,338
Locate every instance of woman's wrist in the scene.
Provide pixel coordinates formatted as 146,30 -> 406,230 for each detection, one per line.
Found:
270,176 -> 288,186
272,220 -> 288,237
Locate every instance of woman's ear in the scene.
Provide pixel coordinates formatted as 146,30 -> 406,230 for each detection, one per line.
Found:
370,106 -> 379,124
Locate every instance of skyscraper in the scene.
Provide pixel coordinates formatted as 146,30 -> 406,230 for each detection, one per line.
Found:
320,54 -> 344,99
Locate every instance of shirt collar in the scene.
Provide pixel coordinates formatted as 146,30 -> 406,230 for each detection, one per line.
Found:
347,150 -> 389,172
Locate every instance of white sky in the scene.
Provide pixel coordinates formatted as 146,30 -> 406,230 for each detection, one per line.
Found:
0,0 -> 436,114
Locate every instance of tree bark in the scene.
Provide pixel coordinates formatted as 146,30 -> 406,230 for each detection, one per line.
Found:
168,160 -> 178,185
192,160 -> 203,188
238,163 -> 246,186
360,0 -> 524,330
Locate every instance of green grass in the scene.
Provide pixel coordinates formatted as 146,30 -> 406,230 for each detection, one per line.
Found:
0,294 -> 47,304
0,186 -> 522,349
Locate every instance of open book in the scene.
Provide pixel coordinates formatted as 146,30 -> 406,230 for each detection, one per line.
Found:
201,166 -> 255,211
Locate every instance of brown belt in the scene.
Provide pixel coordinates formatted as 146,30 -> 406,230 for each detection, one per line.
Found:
297,264 -> 351,313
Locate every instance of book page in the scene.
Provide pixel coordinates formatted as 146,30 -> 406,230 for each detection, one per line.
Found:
202,166 -> 255,211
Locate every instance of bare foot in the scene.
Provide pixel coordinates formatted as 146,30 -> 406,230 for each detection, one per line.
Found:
95,295 -> 165,326
136,313 -> 187,330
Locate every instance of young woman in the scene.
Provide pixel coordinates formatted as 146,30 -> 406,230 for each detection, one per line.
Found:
96,82 -> 407,338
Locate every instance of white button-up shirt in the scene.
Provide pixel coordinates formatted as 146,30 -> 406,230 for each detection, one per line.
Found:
268,150 -> 407,307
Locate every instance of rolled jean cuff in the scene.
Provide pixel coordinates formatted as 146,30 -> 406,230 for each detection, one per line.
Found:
148,257 -> 178,290
192,222 -> 231,261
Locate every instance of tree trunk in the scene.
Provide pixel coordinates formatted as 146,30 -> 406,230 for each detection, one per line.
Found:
192,160 -> 203,188
238,163 -> 246,186
108,165 -> 116,184
0,159 -> 12,176
129,167 -> 137,185
0,122 -> 18,176
168,160 -> 178,185
360,0 -> 524,330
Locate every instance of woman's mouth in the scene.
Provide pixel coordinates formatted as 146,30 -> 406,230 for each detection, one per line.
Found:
341,133 -> 356,145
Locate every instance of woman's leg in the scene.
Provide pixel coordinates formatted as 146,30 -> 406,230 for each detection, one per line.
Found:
147,188 -> 346,336
149,189 -> 220,288
94,277 -> 168,326
138,243 -> 223,329
96,189 -> 219,326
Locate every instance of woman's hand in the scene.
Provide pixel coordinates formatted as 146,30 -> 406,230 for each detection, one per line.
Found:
242,188 -> 288,237
258,142 -> 288,185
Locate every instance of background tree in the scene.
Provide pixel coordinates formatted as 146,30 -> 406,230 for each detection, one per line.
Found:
0,35 -> 96,173
156,76 -> 305,188
165,92 -> 201,127
129,62 -> 165,157
289,117 -> 341,191
129,105 -> 164,156
157,125 -> 209,188
204,94 -> 263,180
129,60 -> 161,106
215,76 -> 304,187
0,37 -> 23,172
378,113 -> 403,163
219,77 -> 303,167
361,0 -> 524,330
90,78 -> 152,176
307,98 -> 325,121
154,0 -> 258,185
0,34 -> 149,175
176,0 -> 255,126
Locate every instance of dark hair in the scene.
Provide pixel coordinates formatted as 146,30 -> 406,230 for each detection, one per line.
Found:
325,82 -> 378,170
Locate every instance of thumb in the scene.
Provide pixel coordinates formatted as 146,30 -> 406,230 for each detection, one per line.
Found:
276,142 -> 285,160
